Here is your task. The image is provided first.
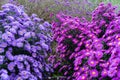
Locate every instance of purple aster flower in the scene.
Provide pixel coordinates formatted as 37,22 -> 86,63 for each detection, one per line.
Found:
16,42 -> 23,48
16,62 -> 24,70
19,70 -> 30,79
24,32 -> 31,39
33,68 -> 39,73
88,60 -> 97,67
7,16 -> 14,21
41,42 -> 49,50
0,55 -> 4,64
0,47 -> 4,53
43,21 -> 51,27
112,77 -> 119,80
108,69 -> 117,77
90,69 -> 98,78
29,75 -> 37,80
0,69 -> 8,74
9,28 -> 17,34
0,73 -> 9,80
39,24 -> 45,30
15,76 -> 23,80
12,26 -> 18,30
32,53 -> 37,58
77,74 -> 87,80
101,69 -> 108,77
6,51 -> 14,61
14,55 -> 24,61
4,26 -> 10,29
7,62 -> 15,71
24,43 -> 31,51
31,46 -> 37,53
18,29 -> 26,36
33,61 -> 38,67
117,70 -> 120,78
0,42 -> 7,48
37,73 -> 42,79
11,40 -> 17,46
95,51 -> 103,59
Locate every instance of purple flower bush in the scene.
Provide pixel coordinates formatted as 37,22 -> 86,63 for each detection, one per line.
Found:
51,3 -> 120,80
0,3 -> 53,80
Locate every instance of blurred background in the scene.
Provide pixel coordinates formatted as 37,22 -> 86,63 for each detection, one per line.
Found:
0,0 -> 120,22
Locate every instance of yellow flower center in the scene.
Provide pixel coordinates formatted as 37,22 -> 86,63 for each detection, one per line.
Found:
90,61 -> 94,64
82,68 -> 85,71
92,71 -> 96,75
81,76 -> 85,79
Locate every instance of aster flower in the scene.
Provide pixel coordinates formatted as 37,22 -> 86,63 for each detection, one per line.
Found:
0,47 -> 4,53
77,74 -> 87,80
88,60 -> 97,67
7,62 -> 15,71
0,73 -> 9,80
19,70 -> 30,79
16,62 -> 24,70
90,69 -> 98,78
24,32 -> 31,39
0,55 -> 4,64
101,69 -> 108,77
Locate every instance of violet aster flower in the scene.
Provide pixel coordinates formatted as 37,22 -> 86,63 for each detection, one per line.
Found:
15,76 -> 23,80
14,55 -> 24,61
117,70 -> 120,78
18,29 -> 26,36
16,62 -> 24,70
0,55 -> 4,64
19,70 -> 30,79
101,69 -> 108,77
24,32 -> 31,39
90,69 -> 98,78
0,47 -> 4,53
0,73 -> 9,80
0,42 -> 7,48
9,28 -> 17,34
95,51 -> 103,59
6,51 -> 14,61
88,60 -> 97,67
16,42 -> 23,48
77,74 -> 87,80
7,62 -> 15,71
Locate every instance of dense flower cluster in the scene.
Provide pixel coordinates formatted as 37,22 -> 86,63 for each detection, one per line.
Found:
51,3 -> 120,80
0,3 -> 53,80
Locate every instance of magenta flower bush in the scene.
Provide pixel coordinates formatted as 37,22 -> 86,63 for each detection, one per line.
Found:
0,3 -> 53,80
51,3 -> 120,80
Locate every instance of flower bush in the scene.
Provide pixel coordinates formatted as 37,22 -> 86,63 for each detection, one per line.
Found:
0,3 -> 53,80
51,3 -> 120,80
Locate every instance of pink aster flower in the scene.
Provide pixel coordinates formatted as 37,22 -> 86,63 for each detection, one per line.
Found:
90,69 -> 98,78
101,69 -> 108,77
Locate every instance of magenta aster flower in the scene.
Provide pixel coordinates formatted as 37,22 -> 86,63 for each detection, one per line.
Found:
77,74 -> 87,80
101,69 -> 108,77
95,51 -> 103,59
88,60 -> 97,67
90,69 -> 98,78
